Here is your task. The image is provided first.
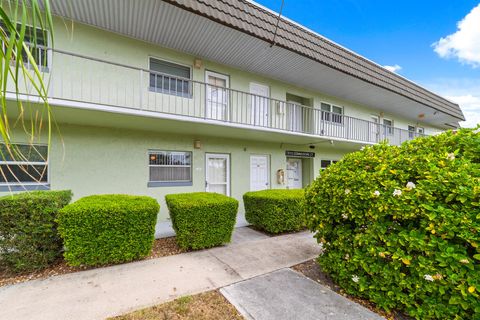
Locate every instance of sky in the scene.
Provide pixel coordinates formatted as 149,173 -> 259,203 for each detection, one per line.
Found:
254,0 -> 480,127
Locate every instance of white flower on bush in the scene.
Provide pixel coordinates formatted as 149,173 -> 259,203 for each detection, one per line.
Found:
342,213 -> 348,219
473,128 -> 480,134
424,274 -> 434,282
393,189 -> 402,197
352,275 -> 359,283
344,254 -> 350,260
406,182 -> 416,190
446,153 -> 455,161
373,190 -> 380,197
345,189 -> 351,195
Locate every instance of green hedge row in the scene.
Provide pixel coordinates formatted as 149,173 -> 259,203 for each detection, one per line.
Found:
166,192 -> 238,250
57,194 -> 159,266
305,128 -> 480,319
243,189 -> 305,234
0,190 -> 72,273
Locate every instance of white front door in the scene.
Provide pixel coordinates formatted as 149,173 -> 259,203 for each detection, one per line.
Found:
206,153 -> 230,196
206,71 -> 229,121
249,83 -> 270,126
250,155 -> 269,191
286,158 -> 302,189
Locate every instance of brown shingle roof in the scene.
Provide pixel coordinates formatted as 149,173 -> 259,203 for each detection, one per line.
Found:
163,0 -> 464,121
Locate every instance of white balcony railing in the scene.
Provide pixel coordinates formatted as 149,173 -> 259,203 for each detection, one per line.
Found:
10,48 -> 425,145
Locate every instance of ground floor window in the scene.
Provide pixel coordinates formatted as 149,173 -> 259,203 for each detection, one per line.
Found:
148,150 -> 192,186
0,143 -> 48,188
320,159 -> 338,170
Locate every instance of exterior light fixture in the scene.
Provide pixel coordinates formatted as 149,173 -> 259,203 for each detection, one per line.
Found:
194,140 -> 202,149
194,58 -> 203,69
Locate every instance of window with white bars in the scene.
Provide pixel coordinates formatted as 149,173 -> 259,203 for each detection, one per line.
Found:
148,150 -> 192,185
320,103 -> 343,124
0,143 -> 48,185
0,22 -> 49,69
149,58 -> 192,97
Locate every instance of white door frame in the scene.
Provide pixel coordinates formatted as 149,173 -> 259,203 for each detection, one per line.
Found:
205,70 -> 230,121
250,154 -> 270,191
249,82 -> 270,126
205,153 -> 231,196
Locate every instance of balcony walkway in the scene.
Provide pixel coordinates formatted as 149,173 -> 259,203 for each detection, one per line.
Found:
9,47 -> 425,146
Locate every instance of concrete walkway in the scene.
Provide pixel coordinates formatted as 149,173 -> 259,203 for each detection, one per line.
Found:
221,269 -> 384,320
0,229 -> 320,320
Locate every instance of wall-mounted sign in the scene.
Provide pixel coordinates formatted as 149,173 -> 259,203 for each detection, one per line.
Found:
285,151 -> 315,158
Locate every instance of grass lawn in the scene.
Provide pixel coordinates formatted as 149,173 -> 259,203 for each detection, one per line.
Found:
109,290 -> 243,320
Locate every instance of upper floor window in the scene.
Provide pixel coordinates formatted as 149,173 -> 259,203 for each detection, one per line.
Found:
0,143 -> 48,186
148,150 -> 192,186
1,22 -> 49,68
320,103 -> 343,124
149,58 -> 192,97
408,125 -> 416,138
383,118 -> 394,135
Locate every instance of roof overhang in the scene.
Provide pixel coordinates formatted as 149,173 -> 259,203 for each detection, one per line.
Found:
49,0 -> 464,128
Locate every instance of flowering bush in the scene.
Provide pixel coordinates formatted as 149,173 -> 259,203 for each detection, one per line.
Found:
304,128 -> 480,319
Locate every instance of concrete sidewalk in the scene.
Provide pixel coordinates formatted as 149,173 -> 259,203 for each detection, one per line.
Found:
221,269 -> 384,320
0,229 -> 320,320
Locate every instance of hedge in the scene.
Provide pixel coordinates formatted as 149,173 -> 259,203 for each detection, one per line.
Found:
165,192 -> 238,250
243,189 -> 305,234
57,194 -> 159,266
304,128 -> 480,319
0,190 -> 72,273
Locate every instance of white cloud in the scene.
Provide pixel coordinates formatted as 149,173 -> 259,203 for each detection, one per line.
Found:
423,78 -> 480,128
383,64 -> 402,73
446,94 -> 480,128
433,4 -> 480,67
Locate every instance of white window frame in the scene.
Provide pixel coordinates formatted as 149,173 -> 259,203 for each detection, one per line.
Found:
320,102 -> 343,124
147,149 -> 193,187
148,56 -> 193,97
1,21 -> 51,71
0,143 -> 49,191
383,118 -> 394,136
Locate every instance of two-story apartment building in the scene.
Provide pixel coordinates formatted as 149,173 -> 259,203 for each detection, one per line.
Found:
2,0 -> 464,237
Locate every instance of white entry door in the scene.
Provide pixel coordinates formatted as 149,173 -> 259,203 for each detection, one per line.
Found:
250,155 -> 270,191
286,158 -> 302,189
249,83 -> 270,126
206,153 -> 230,196
287,103 -> 304,132
206,71 -> 229,121
369,115 -> 380,143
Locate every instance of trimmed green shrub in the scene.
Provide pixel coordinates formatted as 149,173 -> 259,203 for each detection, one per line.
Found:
166,192 -> 238,250
244,189 -> 305,233
57,194 -> 159,266
305,128 -> 480,320
0,190 -> 72,273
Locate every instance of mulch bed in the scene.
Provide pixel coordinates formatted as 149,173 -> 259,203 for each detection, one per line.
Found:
109,290 -> 243,320
292,259 -> 413,320
0,236 -> 185,288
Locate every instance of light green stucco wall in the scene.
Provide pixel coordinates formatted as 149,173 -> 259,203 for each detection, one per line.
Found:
2,122 -> 350,235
